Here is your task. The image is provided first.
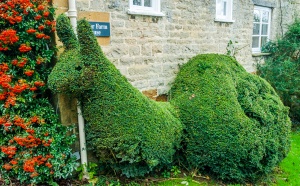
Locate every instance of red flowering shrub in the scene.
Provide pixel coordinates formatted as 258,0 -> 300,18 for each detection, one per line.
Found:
0,0 -> 76,184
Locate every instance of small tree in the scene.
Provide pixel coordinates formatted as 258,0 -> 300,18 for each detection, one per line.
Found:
257,19 -> 300,122
0,0 -> 76,184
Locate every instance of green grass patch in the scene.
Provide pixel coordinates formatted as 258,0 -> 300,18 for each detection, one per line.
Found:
272,131 -> 300,185
157,178 -> 208,186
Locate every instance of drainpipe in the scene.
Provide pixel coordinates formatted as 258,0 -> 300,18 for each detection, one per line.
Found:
67,0 -> 89,179
68,0 -> 77,33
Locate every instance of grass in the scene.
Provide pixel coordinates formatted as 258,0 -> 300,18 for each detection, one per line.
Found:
271,130 -> 300,186
157,178 -> 207,186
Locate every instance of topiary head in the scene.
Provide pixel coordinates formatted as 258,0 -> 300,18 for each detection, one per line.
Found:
48,14 -> 83,96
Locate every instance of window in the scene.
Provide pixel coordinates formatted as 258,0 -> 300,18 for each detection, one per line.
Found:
215,0 -> 234,22
128,0 -> 164,16
252,6 -> 271,53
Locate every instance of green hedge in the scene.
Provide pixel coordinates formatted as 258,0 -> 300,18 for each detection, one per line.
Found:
169,54 -> 291,182
49,15 -> 183,178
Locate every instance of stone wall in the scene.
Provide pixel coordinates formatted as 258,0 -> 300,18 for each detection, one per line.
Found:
53,0 -> 298,95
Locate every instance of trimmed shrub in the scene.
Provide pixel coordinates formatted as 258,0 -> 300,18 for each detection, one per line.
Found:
49,16 -> 183,178
48,14 -> 81,96
257,19 -> 300,122
169,54 -> 291,182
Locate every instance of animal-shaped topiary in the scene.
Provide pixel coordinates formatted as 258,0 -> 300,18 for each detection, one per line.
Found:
48,14 -> 183,177
169,54 -> 291,182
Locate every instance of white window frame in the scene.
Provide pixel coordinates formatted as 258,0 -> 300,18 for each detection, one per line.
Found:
252,6 -> 271,53
215,0 -> 234,22
128,0 -> 164,17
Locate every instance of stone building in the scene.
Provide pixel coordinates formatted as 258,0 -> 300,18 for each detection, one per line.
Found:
53,0 -> 299,97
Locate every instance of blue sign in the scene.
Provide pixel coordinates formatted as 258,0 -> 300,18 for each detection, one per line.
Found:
89,22 -> 110,37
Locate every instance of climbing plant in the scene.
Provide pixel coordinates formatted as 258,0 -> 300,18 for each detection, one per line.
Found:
0,0 -> 76,184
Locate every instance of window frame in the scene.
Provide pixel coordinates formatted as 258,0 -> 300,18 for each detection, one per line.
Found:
252,6 -> 272,53
128,0 -> 164,17
215,0 -> 234,22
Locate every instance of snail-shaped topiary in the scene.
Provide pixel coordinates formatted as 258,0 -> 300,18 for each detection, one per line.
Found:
169,54 -> 291,182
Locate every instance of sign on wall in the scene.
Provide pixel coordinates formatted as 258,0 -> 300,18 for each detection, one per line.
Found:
89,22 -> 110,37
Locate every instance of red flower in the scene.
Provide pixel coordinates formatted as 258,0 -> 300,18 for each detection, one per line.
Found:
15,16 -> 22,23
34,81 -> 45,87
0,74 -> 12,88
3,163 -> 12,170
17,58 -> 28,68
30,87 -> 37,91
0,29 -> 19,45
45,162 -> 52,168
10,160 -> 18,165
26,129 -> 35,134
4,122 -> 12,127
7,16 -> 16,24
44,35 -> 50,39
36,33 -> 45,39
38,25 -> 45,30
23,159 -> 35,172
31,116 -> 39,123
6,1 -> 15,9
11,59 -> 18,65
37,5 -> 44,10
0,93 -> 7,100
0,63 -> 9,72
43,11 -> 49,17
19,44 -> 31,53
0,116 -> 6,124
11,84 -> 27,93
0,45 -> 8,51
34,15 -> 42,20
1,146 -> 17,158
4,94 -> 16,108
26,28 -> 36,34
24,70 -> 34,76
45,20 -> 51,25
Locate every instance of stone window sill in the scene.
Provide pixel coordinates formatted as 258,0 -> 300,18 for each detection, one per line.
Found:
214,18 -> 235,23
127,9 -> 165,17
252,53 -> 271,57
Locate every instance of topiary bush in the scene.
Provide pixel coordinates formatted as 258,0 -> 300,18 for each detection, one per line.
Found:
169,54 -> 291,182
48,15 -> 183,178
257,19 -> 300,122
48,14 -> 81,96
0,1 -> 76,185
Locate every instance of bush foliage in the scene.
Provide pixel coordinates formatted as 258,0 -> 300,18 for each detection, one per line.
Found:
48,14 -> 81,96
257,19 -> 300,122
48,15 -> 183,178
169,54 -> 291,182
0,1 -> 76,184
